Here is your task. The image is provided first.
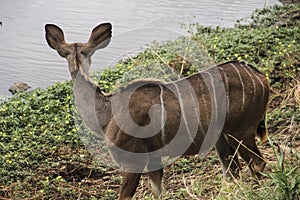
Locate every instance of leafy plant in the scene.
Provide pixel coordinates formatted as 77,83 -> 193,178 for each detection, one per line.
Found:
261,138 -> 300,200
93,37 -> 215,93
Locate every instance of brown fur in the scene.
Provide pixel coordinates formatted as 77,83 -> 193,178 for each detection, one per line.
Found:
45,23 -> 270,200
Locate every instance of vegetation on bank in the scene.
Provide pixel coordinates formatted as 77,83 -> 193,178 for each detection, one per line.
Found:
1,3 -> 299,200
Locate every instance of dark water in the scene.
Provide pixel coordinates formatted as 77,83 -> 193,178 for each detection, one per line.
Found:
0,0 -> 279,96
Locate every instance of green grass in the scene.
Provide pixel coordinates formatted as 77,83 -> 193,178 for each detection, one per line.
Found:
1,3 -> 300,199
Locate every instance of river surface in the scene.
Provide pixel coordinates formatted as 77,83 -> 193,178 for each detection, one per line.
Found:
0,0 -> 279,96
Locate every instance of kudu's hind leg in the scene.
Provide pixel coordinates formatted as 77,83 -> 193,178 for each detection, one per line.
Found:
118,172 -> 142,200
117,153 -> 148,200
229,131 -> 266,179
215,133 -> 241,178
240,139 -> 265,179
148,157 -> 163,199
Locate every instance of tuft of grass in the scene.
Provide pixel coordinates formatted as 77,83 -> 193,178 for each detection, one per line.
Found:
260,137 -> 300,200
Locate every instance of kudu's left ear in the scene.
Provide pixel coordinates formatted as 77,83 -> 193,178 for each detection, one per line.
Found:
83,23 -> 112,55
45,24 -> 66,50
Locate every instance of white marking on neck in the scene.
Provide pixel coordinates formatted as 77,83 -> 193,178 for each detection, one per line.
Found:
229,63 -> 245,111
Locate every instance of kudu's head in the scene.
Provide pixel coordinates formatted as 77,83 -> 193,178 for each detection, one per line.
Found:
45,23 -> 112,75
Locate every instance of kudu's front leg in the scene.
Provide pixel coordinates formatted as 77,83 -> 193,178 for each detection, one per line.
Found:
149,169 -> 163,199
118,172 -> 142,200
148,157 -> 163,199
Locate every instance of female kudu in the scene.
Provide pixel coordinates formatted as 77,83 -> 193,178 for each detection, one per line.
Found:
45,23 -> 269,200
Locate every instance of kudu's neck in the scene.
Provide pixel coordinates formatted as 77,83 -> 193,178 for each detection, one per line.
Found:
70,55 -> 112,134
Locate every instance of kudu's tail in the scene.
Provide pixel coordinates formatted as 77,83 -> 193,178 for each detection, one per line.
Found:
256,116 -> 268,143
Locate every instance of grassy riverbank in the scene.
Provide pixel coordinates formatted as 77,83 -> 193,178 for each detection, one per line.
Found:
1,3 -> 299,199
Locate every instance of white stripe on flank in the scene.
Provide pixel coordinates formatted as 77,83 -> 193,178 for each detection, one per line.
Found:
195,76 -> 207,135
240,62 -> 257,103
189,82 -> 201,133
159,85 -> 166,146
192,99 -> 200,125
198,76 -> 210,124
172,83 -> 194,142
219,68 -> 230,113
202,71 -> 218,125
244,64 -> 265,100
230,63 -> 245,111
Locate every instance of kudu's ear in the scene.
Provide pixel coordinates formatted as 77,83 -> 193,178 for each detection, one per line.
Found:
83,23 -> 112,55
45,24 -> 66,50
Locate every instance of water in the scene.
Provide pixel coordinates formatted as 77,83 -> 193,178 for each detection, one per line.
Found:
0,0 -> 279,96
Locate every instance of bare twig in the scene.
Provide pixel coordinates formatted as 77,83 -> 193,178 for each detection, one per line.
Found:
228,134 -> 268,163
182,174 -> 201,200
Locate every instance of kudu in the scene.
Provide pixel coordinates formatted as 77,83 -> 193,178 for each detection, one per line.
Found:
45,23 -> 269,200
